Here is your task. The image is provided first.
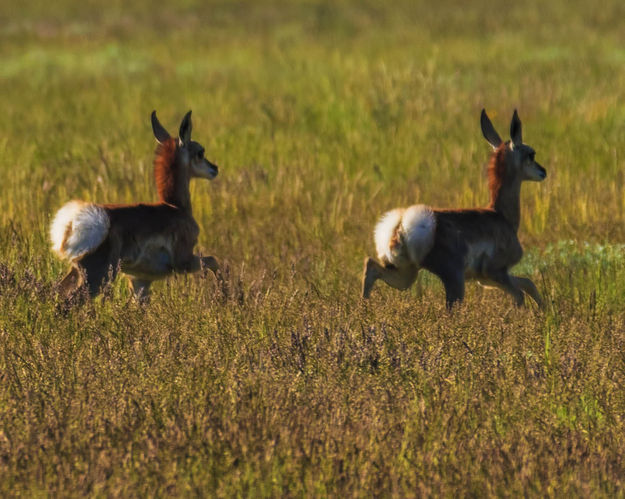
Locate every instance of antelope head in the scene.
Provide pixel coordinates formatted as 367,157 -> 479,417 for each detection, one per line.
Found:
151,110 -> 219,180
481,109 -> 546,183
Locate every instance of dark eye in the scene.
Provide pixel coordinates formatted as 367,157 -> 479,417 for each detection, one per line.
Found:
197,150 -> 204,159
528,152 -> 535,161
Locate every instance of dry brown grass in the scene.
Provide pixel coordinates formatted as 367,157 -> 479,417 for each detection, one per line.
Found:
1,0 -> 625,495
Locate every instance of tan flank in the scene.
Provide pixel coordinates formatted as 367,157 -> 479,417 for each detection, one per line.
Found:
363,109 -> 547,309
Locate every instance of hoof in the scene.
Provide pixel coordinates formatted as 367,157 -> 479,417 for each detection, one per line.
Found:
201,256 -> 220,275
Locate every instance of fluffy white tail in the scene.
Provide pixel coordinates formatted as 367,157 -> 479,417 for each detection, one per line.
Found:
374,204 -> 436,267
50,201 -> 110,261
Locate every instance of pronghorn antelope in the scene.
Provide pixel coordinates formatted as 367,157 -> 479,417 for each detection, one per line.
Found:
50,110 -> 220,300
362,109 -> 546,309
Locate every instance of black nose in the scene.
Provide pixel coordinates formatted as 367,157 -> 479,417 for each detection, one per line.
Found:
211,163 -> 219,173
536,163 -> 546,179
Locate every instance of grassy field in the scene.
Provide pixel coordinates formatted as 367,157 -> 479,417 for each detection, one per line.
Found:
1,0 -> 625,495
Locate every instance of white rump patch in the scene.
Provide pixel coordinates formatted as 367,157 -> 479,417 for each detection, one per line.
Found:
373,204 -> 436,267
374,208 -> 404,265
50,200 -> 110,260
401,204 -> 436,264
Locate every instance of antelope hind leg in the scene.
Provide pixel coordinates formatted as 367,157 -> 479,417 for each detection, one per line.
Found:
425,254 -> 465,309
79,239 -> 120,297
57,265 -> 85,298
362,257 -> 418,298
362,257 -> 380,298
440,269 -> 465,310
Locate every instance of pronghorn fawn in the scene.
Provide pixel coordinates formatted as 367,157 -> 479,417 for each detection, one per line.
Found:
50,110 -> 220,301
362,109 -> 546,309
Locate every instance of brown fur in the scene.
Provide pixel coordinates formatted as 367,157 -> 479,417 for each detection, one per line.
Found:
154,138 -> 187,207
487,142 -> 508,207
389,231 -> 401,251
362,110 -> 546,309
55,111 -> 219,301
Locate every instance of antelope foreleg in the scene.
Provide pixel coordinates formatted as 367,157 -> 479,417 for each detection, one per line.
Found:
173,254 -> 220,276
200,256 -> 220,274
511,276 -> 544,309
485,269 -> 525,307
130,278 -> 152,303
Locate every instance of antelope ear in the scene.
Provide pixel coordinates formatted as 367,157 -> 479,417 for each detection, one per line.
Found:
480,109 -> 502,150
510,109 -> 523,147
179,110 -> 192,145
151,111 -> 171,144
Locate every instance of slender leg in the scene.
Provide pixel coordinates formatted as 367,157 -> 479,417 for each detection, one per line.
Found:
484,268 -> 525,307
511,276 -> 544,309
422,250 -> 465,309
130,278 -> 152,303
439,268 -> 465,309
83,262 -> 118,297
57,265 -> 84,298
362,257 -> 418,298
362,257 -> 379,298
200,256 -> 220,275
79,238 -> 120,297
170,253 -> 219,276
421,245 -> 466,309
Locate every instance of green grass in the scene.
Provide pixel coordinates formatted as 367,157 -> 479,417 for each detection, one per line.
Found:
1,0 -> 625,495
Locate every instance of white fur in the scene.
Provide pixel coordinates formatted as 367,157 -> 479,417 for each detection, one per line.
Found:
374,208 -> 404,264
374,204 -> 436,267
50,200 -> 110,260
401,204 -> 436,264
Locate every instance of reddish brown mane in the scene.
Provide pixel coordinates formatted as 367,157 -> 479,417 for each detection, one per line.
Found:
487,142 -> 508,208
153,138 -> 179,204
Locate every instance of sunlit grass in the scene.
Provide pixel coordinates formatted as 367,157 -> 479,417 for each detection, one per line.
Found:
1,0 -> 625,495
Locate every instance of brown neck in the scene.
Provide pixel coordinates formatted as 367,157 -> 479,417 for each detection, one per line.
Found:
487,143 -> 521,231
154,138 -> 192,212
